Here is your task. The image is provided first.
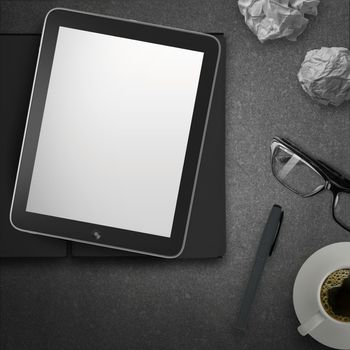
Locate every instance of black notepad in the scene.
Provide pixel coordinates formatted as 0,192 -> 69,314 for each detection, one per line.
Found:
11,10 -> 222,258
0,33 -> 225,258
0,35 -> 67,257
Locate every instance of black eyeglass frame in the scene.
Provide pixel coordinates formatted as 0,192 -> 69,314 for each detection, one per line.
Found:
270,136 -> 350,232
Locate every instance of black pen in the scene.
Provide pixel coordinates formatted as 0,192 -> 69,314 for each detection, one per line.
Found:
235,204 -> 284,331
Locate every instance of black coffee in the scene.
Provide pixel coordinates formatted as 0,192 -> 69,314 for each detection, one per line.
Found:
320,269 -> 350,322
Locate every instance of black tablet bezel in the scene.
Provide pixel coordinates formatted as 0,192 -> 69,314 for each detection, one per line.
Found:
10,8 -> 220,258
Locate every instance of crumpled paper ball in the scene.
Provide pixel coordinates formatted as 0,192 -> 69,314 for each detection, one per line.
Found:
238,0 -> 319,43
298,47 -> 350,106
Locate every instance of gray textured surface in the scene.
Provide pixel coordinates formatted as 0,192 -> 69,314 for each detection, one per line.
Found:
0,1 -> 350,349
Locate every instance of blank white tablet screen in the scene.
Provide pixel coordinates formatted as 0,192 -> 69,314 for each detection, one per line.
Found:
26,27 -> 204,238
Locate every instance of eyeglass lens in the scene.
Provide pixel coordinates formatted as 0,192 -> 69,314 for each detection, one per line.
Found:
272,145 -> 325,196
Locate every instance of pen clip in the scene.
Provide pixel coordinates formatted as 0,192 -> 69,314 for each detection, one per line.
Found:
269,206 -> 284,256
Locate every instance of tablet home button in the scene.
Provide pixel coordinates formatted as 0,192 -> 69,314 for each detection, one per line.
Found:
91,230 -> 102,240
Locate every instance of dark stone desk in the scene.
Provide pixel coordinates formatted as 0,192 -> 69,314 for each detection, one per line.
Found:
0,1 -> 349,349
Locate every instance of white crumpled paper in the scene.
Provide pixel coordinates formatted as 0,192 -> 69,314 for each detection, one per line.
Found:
238,0 -> 319,43
298,47 -> 350,106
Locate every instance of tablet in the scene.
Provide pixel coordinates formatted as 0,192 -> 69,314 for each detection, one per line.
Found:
10,8 -> 220,258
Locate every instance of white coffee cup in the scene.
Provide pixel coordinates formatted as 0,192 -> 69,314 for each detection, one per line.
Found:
293,243 -> 350,349
297,265 -> 350,336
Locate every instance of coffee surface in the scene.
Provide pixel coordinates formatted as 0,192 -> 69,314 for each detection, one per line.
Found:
320,269 -> 350,322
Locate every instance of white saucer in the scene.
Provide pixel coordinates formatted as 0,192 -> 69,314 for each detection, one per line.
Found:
293,242 -> 350,349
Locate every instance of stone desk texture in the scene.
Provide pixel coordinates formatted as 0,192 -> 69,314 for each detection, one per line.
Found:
0,1 -> 349,349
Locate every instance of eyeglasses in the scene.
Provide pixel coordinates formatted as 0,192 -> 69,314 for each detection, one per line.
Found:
270,137 -> 350,232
